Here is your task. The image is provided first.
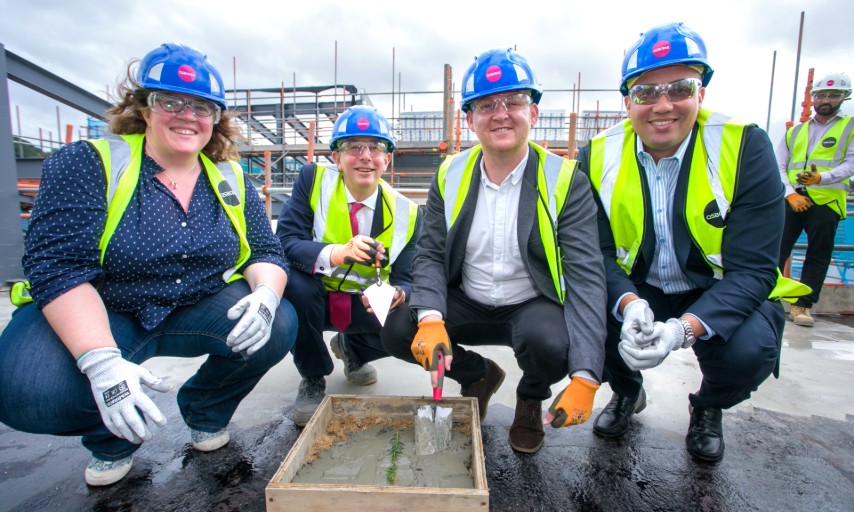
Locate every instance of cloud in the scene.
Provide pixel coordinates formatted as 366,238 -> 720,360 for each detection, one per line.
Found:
2,0 -> 852,144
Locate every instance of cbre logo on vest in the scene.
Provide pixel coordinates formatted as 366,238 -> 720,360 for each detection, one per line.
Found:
218,181 -> 241,206
704,200 -> 725,228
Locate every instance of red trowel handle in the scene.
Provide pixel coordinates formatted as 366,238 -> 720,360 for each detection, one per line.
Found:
433,349 -> 444,401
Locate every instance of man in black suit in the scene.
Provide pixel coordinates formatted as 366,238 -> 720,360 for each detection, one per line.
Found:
277,106 -> 421,426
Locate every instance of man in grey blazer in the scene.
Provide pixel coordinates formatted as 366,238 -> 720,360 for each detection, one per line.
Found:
381,48 -> 607,454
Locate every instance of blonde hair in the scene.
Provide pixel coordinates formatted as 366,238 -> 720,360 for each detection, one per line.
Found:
106,60 -> 242,162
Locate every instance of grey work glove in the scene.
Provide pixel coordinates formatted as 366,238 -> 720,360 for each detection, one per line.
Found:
226,284 -> 280,355
77,347 -> 170,443
618,318 -> 686,371
620,299 -> 655,348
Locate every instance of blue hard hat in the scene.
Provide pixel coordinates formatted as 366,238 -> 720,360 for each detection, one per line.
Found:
460,48 -> 543,112
137,43 -> 227,109
329,105 -> 395,152
620,22 -> 714,96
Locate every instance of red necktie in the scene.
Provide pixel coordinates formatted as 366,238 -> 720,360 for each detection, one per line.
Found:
329,203 -> 365,332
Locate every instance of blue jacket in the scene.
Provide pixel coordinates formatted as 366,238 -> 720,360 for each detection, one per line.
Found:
578,123 -> 784,341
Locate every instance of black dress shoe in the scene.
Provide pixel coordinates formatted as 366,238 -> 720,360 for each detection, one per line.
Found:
686,406 -> 724,462
593,388 -> 647,438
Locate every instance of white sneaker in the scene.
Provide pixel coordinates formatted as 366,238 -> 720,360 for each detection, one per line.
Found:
85,455 -> 133,486
190,428 -> 230,452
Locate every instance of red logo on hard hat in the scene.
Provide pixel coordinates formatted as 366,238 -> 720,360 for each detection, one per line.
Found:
485,65 -> 502,82
652,41 -> 671,58
356,118 -> 370,130
827,79 -> 836,87
177,65 -> 196,82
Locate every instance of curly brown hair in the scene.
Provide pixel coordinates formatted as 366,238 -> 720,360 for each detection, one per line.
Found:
106,60 -> 242,162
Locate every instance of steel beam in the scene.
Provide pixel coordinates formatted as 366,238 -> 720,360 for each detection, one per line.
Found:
5,48 -> 110,120
0,44 -> 25,282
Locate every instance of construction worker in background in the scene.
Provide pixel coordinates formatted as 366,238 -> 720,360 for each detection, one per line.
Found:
381,48 -> 607,454
777,73 -> 854,327
276,105 -> 421,427
579,22 -> 806,463
0,44 -> 297,486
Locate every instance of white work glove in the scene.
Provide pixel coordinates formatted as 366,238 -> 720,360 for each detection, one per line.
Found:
618,318 -> 686,371
77,347 -> 170,443
620,299 -> 655,348
226,284 -> 280,355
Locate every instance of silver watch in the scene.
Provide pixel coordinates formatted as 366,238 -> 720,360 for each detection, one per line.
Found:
679,318 -> 696,349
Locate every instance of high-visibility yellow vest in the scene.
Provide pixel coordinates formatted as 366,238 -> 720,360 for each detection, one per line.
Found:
785,116 -> 854,219
588,109 -> 810,303
437,142 -> 575,302
308,164 -> 419,293
11,133 -> 249,306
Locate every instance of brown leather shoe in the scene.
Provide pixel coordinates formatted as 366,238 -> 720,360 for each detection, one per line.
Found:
461,359 -> 506,421
509,396 -> 544,453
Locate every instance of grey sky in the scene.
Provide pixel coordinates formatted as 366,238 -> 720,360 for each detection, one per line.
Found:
2,0 -> 851,146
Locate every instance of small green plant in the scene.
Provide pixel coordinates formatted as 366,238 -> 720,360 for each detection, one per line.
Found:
386,430 -> 404,484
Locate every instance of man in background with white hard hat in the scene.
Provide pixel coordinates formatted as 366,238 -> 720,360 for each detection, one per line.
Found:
777,72 -> 854,327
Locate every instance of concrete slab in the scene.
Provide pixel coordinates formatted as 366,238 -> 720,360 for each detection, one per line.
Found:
1,292 -> 853,511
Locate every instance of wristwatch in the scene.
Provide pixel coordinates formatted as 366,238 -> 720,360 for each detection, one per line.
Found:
678,318 -> 697,349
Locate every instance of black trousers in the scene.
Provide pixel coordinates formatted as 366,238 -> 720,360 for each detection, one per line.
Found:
604,283 -> 784,410
285,269 -> 389,378
381,288 -> 569,400
779,202 -> 841,308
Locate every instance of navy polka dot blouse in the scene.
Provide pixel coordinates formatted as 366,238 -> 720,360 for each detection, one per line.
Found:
23,140 -> 287,330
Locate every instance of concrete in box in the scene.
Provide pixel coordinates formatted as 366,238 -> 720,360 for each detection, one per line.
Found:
265,395 -> 488,512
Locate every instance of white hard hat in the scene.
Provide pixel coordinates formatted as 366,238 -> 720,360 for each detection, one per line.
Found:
811,72 -> 852,96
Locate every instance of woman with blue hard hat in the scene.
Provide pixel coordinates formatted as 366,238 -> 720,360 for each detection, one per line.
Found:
0,43 -> 297,486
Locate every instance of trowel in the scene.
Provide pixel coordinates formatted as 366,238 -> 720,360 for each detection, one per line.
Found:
362,264 -> 395,326
415,349 -> 452,455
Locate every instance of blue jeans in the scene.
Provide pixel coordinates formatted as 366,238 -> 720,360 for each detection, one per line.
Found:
0,280 -> 296,461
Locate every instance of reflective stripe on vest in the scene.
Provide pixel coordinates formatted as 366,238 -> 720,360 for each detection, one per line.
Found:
786,116 -> 854,218
437,143 -> 574,302
308,164 -> 418,293
589,109 -> 810,302
88,134 -> 250,282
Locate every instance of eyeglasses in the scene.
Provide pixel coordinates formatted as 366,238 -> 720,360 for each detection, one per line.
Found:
147,92 -> 222,124
470,93 -> 532,115
812,92 -> 845,100
337,141 -> 389,156
628,78 -> 702,105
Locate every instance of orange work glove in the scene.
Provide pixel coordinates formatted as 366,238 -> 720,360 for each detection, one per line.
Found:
796,163 -> 822,186
547,377 -> 600,428
796,171 -> 821,186
410,320 -> 452,371
786,193 -> 813,213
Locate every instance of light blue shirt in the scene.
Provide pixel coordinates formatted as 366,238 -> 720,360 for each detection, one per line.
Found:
638,134 -> 696,294
614,132 -> 716,339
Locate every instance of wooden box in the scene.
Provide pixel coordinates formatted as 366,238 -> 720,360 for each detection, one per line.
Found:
265,394 -> 489,511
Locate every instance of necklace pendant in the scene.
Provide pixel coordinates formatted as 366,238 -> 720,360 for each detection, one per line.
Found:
169,180 -> 178,189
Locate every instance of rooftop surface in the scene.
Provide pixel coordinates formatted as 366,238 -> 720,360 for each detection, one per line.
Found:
0,293 -> 852,511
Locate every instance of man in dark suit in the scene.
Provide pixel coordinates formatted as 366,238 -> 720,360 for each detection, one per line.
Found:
579,22 -> 797,462
277,106 -> 421,426
381,48 -> 607,454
